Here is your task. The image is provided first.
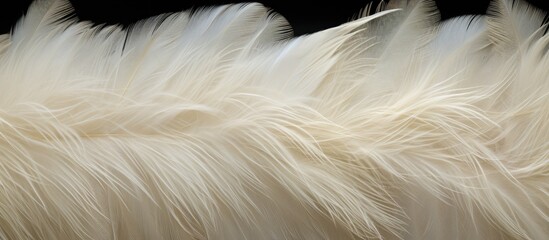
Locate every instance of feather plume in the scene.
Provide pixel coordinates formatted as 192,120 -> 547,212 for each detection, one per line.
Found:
0,0 -> 547,239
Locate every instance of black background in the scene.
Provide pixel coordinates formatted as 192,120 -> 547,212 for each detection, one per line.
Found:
1,0 -> 549,36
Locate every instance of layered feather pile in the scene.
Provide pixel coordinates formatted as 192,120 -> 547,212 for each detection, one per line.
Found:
0,0 -> 548,239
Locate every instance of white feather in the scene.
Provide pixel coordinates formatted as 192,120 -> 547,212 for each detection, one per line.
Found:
0,0 -> 547,239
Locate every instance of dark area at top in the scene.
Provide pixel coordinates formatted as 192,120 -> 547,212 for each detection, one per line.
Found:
1,0 -> 549,36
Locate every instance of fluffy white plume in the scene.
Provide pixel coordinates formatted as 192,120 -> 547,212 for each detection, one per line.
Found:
0,0 -> 547,239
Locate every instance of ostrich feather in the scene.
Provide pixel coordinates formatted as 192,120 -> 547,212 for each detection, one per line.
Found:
0,0 -> 548,239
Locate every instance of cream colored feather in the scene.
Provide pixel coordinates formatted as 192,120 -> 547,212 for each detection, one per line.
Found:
0,0 -> 547,239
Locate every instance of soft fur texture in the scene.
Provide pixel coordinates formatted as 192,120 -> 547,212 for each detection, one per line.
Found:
0,0 -> 548,239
